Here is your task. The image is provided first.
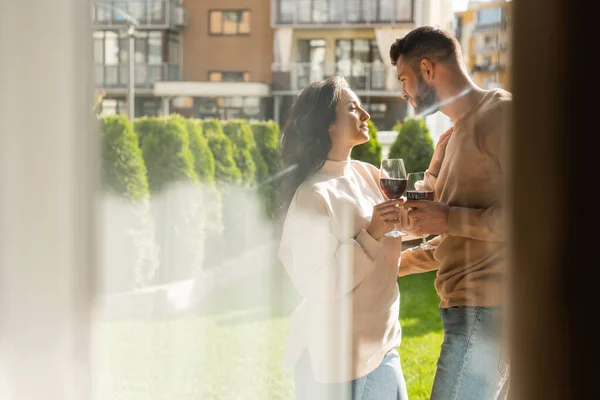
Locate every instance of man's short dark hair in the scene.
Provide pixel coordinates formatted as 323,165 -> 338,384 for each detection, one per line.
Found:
390,26 -> 461,71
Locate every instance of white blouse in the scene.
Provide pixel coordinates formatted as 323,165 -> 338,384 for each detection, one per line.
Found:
278,159 -> 403,383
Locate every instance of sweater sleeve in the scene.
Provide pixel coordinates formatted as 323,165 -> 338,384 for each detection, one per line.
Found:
278,185 -> 382,300
398,235 -> 442,276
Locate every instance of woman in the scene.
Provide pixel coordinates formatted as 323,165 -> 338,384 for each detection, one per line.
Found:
278,76 -> 408,400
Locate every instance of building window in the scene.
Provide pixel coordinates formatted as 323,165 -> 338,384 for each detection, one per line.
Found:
455,16 -> 463,42
167,33 -> 180,65
336,39 -> 382,73
277,0 -> 413,24
335,39 -> 384,90
364,102 -> 387,120
100,98 -> 126,116
93,31 -> 173,66
209,10 -> 251,36
208,71 -> 250,82
477,7 -> 502,26
194,97 -> 263,119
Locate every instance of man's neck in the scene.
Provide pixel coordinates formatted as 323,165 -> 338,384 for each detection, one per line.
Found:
437,75 -> 486,122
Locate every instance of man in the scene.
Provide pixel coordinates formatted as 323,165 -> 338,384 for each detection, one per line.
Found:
390,26 -> 511,399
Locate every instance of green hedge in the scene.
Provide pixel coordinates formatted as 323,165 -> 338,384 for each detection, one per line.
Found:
222,120 -> 258,185
184,118 -> 216,183
135,117 -> 198,193
100,115 -> 158,292
389,117 -> 434,173
251,120 -> 281,177
101,115 -> 149,200
202,119 -> 242,185
250,120 -> 281,216
135,116 -> 205,283
351,119 -> 382,167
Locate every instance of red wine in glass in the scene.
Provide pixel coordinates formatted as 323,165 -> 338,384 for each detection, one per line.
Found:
380,178 -> 408,199
406,172 -> 436,250
405,190 -> 434,201
379,159 -> 408,238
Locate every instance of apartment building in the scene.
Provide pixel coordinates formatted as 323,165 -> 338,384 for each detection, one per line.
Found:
93,0 -> 187,116
271,0 -> 453,130
455,0 -> 512,90
156,0 -> 275,120
93,0 -> 274,120
92,0 -> 455,129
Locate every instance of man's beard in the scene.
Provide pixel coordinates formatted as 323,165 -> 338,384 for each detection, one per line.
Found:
413,75 -> 439,116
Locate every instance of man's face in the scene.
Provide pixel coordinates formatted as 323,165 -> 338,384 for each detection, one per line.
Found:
396,55 -> 439,116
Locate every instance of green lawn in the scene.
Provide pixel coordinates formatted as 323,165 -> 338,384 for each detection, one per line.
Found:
99,271 -> 442,400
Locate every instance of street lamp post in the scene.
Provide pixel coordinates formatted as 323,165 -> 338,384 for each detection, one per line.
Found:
127,23 -> 136,119
95,2 -> 139,120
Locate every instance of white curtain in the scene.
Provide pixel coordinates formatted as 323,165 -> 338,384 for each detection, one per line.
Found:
375,28 -> 411,90
0,0 -> 96,399
276,27 -> 293,72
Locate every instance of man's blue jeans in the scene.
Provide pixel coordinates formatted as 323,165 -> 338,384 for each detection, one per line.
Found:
431,306 -> 510,400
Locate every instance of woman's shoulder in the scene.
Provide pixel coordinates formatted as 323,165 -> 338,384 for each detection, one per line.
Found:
290,180 -> 329,213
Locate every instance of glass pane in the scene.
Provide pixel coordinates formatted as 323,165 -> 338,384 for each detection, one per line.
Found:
279,0 -> 294,22
336,39 -> 352,77
128,0 -> 144,21
239,11 -> 251,34
150,0 -> 164,23
221,72 -> 246,82
297,0 -> 311,23
223,12 -> 239,35
168,36 -> 179,65
119,37 -> 128,62
104,32 -> 119,65
363,0 -> 375,22
141,99 -> 158,116
329,0 -> 343,22
210,11 -> 222,34
396,0 -> 412,21
243,97 -> 261,115
228,97 -> 244,107
379,0 -> 394,22
101,99 -> 118,116
135,36 -> 147,64
94,38 -> 104,64
346,0 -> 361,22
195,97 -> 218,116
148,33 -> 162,64
478,8 -> 501,25
313,0 -> 328,23
370,39 -> 382,62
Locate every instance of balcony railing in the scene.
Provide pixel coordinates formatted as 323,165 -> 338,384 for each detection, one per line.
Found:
95,63 -> 180,89
274,0 -> 415,26
272,62 -> 389,92
92,0 -> 187,30
472,63 -> 506,74
475,43 -> 509,54
474,20 -> 509,32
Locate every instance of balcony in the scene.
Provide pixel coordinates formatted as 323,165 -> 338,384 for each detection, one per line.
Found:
272,62 -> 391,93
95,63 -> 180,90
273,0 -> 415,27
92,0 -> 187,30
474,20 -> 509,32
472,63 -> 506,74
475,43 -> 509,54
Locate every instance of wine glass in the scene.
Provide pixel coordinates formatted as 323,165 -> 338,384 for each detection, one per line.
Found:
379,159 -> 408,238
406,172 -> 436,250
